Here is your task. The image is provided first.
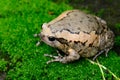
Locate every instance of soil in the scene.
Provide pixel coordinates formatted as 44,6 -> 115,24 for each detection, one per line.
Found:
0,72 -> 6,80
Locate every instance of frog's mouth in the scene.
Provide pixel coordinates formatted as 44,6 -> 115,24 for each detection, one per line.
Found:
39,33 -> 56,47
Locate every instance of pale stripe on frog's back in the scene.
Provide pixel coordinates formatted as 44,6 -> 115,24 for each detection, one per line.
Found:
48,10 -> 76,26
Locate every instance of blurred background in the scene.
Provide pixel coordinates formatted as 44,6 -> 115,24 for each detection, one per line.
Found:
0,0 -> 120,80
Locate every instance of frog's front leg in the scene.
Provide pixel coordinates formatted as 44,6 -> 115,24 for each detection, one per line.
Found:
34,33 -> 41,46
44,49 -> 80,64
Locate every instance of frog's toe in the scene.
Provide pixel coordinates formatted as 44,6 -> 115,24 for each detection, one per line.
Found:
104,48 -> 110,57
36,41 -> 41,46
46,58 -> 63,64
44,54 -> 63,58
44,54 -> 64,64
34,34 -> 38,37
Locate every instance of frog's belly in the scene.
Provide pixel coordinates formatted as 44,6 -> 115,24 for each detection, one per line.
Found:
79,47 -> 98,57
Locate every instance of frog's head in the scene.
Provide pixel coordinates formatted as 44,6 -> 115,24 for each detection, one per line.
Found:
40,23 -> 64,49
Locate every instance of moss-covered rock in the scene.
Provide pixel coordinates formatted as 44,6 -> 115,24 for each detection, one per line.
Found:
0,0 -> 120,80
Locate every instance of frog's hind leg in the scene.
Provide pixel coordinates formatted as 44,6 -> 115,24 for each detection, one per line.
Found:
93,48 -> 110,60
93,50 -> 104,60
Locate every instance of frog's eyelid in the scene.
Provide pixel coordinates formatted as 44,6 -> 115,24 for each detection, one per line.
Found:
48,36 -> 56,41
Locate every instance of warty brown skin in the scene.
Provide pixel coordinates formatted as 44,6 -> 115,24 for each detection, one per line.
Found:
36,10 -> 114,64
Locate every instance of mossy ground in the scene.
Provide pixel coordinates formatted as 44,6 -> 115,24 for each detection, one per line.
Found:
0,0 -> 120,80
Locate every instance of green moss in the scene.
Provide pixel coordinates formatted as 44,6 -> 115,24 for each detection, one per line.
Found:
0,59 -> 7,71
0,0 -> 120,80
115,23 -> 120,46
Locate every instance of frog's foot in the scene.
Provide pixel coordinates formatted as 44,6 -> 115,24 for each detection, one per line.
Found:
44,53 -> 63,64
34,33 -> 41,37
104,48 -> 111,57
36,41 -> 41,46
93,48 -> 110,60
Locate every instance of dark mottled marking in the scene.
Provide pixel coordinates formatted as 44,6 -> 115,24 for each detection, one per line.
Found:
60,29 -> 79,34
57,49 -> 66,56
73,31 -> 80,34
68,23 -> 71,26
82,31 -> 89,34
78,49 -> 82,53
91,36 -> 98,47
56,38 -> 69,45
87,15 -> 90,18
88,19 -> 93,22
79,21 -> 83,23
74,41 -> 79,44
89,43 -> 93,47
94,17 -> 100,25
81,40 -> 88,46
60,29 -> 71,33
77,27 -> 81,30
74,14 -> 78,16
93,16 -> 104,34
101,24 -> 106,29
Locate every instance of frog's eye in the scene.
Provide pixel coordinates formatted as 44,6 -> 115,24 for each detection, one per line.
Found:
48,37 -> 56,41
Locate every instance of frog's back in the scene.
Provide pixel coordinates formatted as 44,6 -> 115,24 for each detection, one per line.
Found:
48,10 -> 104,34
40,10 -> 114,63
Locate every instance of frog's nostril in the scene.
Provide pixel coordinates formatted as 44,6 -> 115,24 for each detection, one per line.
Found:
40,34 -> 45,39
39,33 -> 42,37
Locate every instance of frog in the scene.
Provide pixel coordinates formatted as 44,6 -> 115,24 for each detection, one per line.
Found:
34,10 -> 114,64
